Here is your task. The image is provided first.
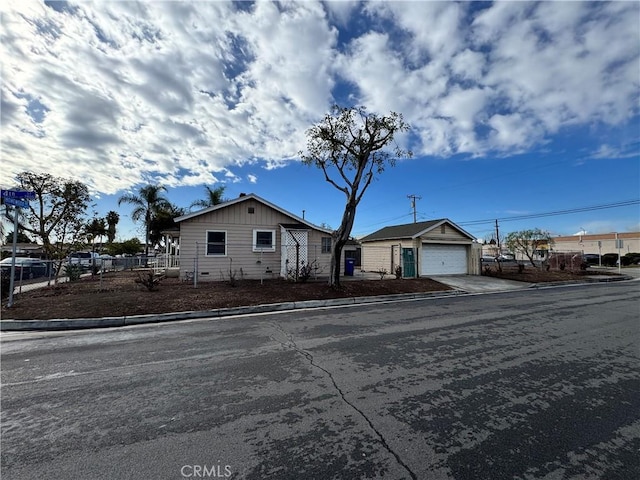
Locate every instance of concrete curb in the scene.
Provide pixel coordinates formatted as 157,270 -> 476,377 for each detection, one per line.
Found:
528,275 -> 633,289
1,290 -> 465,332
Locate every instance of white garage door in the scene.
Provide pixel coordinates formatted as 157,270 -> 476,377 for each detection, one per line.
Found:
421,244 -> 468,275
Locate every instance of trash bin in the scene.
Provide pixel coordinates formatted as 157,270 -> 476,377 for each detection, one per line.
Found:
345,258 -> 355,276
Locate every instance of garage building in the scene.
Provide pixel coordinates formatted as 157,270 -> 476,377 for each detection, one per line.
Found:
360,219 -> 481,277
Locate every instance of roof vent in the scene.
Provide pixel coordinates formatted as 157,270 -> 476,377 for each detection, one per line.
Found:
239,193 -> 247,197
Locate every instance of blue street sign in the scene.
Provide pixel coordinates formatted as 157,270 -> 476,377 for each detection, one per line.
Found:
3,197 -> 30,209
1,189 -> 36,200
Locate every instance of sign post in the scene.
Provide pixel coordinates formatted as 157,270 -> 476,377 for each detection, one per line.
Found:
2,190 -> 36,308
615,235 -> 623,274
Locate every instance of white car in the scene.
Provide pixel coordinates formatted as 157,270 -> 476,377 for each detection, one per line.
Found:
67,252 -> 101,270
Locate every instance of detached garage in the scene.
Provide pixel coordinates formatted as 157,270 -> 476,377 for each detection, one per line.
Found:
360,219 -> 481,277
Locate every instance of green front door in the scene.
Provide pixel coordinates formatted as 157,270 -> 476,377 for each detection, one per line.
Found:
402,248 -> 416,278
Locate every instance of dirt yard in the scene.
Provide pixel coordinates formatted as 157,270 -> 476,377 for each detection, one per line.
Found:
2,270 -> 453,320
2,266 -> 621,321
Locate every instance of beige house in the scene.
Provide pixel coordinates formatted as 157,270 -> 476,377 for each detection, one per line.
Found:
173,194 -> 335,282
360,219 -> 482,277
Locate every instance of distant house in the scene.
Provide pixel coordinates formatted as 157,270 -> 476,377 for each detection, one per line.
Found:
360,219 -> 481,277
173,193 -> 338,282
0,243 -> 45,258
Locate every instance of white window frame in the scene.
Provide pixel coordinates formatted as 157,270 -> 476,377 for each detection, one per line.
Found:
206,230 -> 227,256
253,229 -> 276,252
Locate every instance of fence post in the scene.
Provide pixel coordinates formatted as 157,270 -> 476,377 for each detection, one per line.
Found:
194,242 -> 199,288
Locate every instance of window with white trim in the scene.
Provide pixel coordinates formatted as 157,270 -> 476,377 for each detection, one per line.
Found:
206,231 -> 226,256
253,229 -> 276,252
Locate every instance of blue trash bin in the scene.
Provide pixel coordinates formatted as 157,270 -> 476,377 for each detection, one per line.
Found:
345,258 -> 355,276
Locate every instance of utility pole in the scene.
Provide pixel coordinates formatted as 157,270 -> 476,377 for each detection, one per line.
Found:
495,219 -> 502,272
407,194 -> 422,223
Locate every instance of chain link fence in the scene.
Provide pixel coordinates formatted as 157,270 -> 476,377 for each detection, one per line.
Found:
547,251 -> 588,272
1,255 -> 159,298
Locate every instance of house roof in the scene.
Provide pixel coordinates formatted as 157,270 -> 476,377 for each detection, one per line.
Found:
360,218 -> 475,242
174,193 -> 332,234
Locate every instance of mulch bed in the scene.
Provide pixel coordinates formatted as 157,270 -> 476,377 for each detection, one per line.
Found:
2,270 -> 451,320
482,264 -> 620,282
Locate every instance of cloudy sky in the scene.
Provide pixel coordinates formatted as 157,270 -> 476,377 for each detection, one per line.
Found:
1,0 -> 639,241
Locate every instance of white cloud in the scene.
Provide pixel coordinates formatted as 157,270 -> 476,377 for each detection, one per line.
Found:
247,174 -> 258,184
0,0 -> 637,197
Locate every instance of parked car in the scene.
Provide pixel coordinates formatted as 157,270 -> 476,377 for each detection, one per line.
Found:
67,252 -> 101,271
583,254 -> 600,265
0,257 -> 50,280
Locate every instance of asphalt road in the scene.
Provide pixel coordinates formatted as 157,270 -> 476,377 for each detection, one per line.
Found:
1,282 -> 639,480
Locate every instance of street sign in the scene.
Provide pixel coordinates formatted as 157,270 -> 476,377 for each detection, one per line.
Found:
3,197 -> 30,209
1,189 -> 36,200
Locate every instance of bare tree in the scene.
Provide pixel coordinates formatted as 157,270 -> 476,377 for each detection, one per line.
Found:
301,105 -> 411,287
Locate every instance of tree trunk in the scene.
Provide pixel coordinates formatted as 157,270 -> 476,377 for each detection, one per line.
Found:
329,201 -> 357,288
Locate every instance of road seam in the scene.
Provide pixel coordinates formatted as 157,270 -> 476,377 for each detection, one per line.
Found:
268,321 -> 418,480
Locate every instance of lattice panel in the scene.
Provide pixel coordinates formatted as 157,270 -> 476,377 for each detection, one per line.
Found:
281,229 -> 308,275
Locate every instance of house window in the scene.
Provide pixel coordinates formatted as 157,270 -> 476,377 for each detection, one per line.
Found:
441,225 -> 446,234
253,229 -> 276,252
206,231 -> 226,256
321,237 -> 332,254
248,207 -> 255,214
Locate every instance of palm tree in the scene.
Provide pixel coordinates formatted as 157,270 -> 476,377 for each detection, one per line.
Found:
118,185 -> 170,258
190,185 -> 227,210
105,211 -> 119,243
149,203 -> 185,250
85,218 -> 108,250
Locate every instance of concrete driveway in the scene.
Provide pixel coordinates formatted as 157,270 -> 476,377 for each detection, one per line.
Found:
428,274 -> 532,293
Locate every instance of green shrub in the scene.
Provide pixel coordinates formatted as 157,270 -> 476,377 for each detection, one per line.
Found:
64,264 -> 82,282
621,252 -> 640,266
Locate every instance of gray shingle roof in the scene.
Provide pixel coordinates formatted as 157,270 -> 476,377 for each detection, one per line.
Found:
360,219 -> 446,242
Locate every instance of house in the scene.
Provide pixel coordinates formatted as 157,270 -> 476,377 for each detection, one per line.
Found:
172,193 -> 338,282
360,219 -> 482,277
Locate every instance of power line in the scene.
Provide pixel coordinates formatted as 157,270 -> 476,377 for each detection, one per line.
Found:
457,199 -> 640,227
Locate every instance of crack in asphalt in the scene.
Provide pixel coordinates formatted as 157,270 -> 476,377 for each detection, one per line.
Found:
268,321 -> 418,480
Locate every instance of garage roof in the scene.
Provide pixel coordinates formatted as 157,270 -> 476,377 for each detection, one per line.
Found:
360,218 -> 475,242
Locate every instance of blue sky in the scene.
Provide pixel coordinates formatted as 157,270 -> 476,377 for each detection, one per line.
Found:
1,0 -> 639,243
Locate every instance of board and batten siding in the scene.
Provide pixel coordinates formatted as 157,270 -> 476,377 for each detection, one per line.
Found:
419,223 -> 472,243
361,239 -> 403,273
178,199 -> 332,281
